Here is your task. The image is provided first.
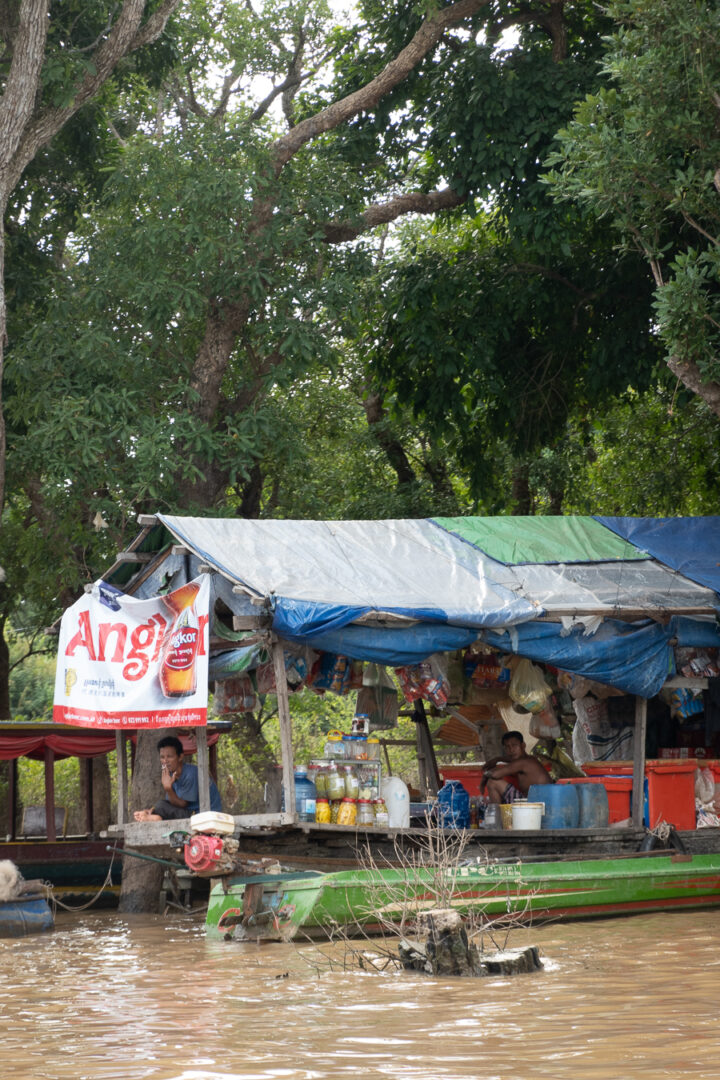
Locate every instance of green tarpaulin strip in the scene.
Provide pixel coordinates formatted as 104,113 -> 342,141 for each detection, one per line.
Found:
431,516 -> 649,565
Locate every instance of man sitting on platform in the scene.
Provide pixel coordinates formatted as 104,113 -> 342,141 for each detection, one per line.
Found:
482,730 -> 552,804
133,735 -> 222,822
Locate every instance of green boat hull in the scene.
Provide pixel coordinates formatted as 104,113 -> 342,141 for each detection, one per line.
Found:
206,852 -> 720,942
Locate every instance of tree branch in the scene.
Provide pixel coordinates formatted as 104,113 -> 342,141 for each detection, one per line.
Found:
0,0 -> 49,182
5,0 -> 181,192
270,0 -> 488,173
322,187 -> 466,243
666,354 -> 720,419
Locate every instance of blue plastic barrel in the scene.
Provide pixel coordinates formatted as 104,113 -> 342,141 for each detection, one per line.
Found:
437,780 -> 470,829
575,782 -> 610,828
528,783 -> 579,829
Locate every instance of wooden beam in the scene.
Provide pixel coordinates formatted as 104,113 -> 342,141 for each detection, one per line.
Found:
8,757 -> 17,840
115,551 -> 152,564
85,757 -> 94,834
137,514 -> 158,526
116,732 -> 128,825
272,640 -> 296,823
171,545 -> 191,556
664,676 -> 709,689
632,696 -> 647,829
232,615 -> 273,630
196,726 -> 211,812
44,747 -> 56,842
539,606 -> 717,619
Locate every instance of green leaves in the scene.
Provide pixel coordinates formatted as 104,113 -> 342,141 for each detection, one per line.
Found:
545,0 -> 720,400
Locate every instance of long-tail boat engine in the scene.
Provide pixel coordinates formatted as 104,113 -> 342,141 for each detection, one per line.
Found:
184,812 -> 239,876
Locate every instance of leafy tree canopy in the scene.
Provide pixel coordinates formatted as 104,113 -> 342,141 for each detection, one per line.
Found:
545,0 -> 720,415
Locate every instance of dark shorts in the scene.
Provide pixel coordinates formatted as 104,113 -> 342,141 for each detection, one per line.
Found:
152,799 -> 194,820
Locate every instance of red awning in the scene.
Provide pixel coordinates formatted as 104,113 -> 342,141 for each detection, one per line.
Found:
0,731 -> 220,761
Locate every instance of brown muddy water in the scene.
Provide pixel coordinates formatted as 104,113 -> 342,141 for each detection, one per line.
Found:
2,907 -> 719,1080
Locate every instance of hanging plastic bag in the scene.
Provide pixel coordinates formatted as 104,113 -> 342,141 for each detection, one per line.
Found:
529,701 -> 562,739
509,659 -> 551,714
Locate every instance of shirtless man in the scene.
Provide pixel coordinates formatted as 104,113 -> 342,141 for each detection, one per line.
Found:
482,730 -> 552,804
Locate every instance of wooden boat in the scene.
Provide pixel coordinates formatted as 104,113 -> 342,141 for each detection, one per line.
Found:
206,851 -> 720,942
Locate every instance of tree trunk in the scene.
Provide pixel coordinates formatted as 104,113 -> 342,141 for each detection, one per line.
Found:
0,760 -> 9,834
118,729 -> 166,912
0,613 -> 10,720
511,462 -> 532,515
79,756 -> 112,834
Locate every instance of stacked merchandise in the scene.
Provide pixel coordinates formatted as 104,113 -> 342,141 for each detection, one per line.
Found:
295,720 -> 389,828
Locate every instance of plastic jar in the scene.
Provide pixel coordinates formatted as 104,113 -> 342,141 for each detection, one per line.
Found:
357,799 -> 374,827
314,765 -> 329,798
327,764 -> 345,802
342,734 -> 361,759
324,731 -> 346,760
352,713 -> 370,735
343,766 -> 360,799
373,797 -> 389,828
315,798 -> 331,824
353,736 -> 369,760
366,737 -> 380,761
337,798 -> 357,826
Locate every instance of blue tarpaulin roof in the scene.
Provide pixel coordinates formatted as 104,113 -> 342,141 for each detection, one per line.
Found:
597,516 -> 720,595
140,514 -> 720,697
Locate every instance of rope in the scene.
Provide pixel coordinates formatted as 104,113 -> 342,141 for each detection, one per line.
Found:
50,848 -> 118,913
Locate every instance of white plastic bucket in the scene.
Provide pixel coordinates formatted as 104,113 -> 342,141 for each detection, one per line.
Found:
511,801 -> 544,830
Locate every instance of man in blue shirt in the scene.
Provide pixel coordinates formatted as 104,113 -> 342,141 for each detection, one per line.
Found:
133,735 -> 222,821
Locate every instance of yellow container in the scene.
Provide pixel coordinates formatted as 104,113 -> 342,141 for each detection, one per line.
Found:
500,803 -> 514,830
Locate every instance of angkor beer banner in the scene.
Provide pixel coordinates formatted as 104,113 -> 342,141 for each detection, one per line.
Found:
53,577 -> 210,728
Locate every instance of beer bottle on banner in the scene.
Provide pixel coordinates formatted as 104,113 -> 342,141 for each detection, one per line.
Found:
160,592 -> 200,698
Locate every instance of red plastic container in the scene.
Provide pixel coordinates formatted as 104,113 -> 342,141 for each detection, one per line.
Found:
645,760 -> 696,830
580,759 -> 697,830
438,766 -> 484,796
557,776 -> 632,824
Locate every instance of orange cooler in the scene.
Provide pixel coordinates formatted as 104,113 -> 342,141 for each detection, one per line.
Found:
645,760 -> 696,830
581,760 -> 697,830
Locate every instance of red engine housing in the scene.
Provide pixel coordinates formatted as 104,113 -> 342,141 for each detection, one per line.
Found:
184,833 -> 224,873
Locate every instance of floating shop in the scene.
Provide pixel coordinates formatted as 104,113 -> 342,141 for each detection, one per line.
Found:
50,514 -> 720,921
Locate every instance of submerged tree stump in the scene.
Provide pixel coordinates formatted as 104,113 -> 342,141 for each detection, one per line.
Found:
398,909 -> 543,978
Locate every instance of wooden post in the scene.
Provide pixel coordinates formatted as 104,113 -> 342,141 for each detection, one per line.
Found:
632,696 -> 648,828
8,757 -> 17,840
85,757 -> 94,834
116,731 -> 128,825
196,726 -> 210,812
272,639 -> 295,821
44,746 -> 56,842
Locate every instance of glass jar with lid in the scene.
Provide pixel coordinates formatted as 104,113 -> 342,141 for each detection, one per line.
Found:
324,731 -> 346,760
366,737 -> 380,761
343,765 -> 359,799
373,797 -> 389,828
327,763 -> 346,801
337,798 -> 357,826
342,734 -> 361,759
315,798 -> 331,824
314,763 -> 329,798
357,799 -> 374,827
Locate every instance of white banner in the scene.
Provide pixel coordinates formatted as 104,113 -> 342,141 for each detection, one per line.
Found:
53,577 -> 210,729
